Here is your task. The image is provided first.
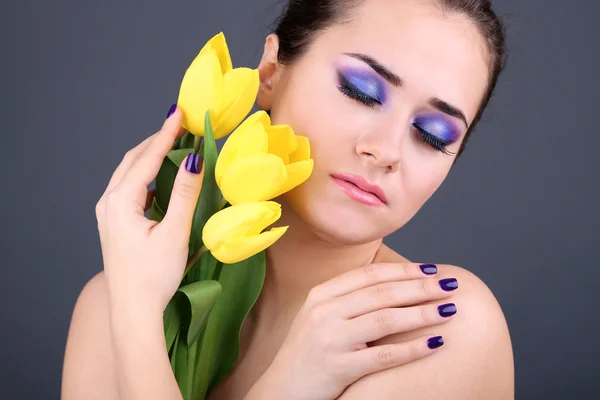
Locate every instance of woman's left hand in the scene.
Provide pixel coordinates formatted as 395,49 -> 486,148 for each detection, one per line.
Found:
95,106 -> 205,315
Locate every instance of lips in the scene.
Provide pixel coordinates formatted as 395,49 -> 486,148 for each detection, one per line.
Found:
330,173 -> 388,204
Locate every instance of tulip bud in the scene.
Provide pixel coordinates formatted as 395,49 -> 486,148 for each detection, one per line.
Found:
176,32 -> 259,139
202,202 -> 288,264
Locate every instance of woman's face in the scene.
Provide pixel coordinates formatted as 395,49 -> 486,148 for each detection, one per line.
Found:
258,0 -> 490,245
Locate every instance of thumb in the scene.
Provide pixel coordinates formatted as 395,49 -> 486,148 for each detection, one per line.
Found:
161,152 -> 205,236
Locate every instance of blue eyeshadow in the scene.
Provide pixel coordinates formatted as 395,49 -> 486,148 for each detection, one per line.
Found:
413,114 -> 460,143
339,66 -> 387,103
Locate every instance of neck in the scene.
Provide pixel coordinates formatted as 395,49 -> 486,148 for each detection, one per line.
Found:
249,197 -> 382,331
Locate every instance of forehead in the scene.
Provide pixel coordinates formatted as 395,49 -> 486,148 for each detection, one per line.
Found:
312,0 -> 490,122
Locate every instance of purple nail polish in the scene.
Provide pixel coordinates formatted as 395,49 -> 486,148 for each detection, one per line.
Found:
185,153 -> 203,174
438,303 -> 457,318
427,336 -> 444,349
420,264 -> 438,275
439,278 -> 458,291
166,104 -> 177,119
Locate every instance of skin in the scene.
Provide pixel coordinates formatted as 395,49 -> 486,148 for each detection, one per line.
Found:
61,0 -> 514,399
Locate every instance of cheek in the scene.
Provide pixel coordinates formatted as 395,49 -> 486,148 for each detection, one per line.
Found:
276,69 -> 363,167
397,156 -> 452,213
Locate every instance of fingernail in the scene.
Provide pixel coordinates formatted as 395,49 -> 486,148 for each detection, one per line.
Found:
185,153 -> 203,174
438,303 -> 457,318
439,278 -> 458,291
420,264 -> 437,275
427,336 -> 444,349
166,104 -> 177,119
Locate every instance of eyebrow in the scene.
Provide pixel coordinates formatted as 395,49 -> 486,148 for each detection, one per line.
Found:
344,52 -> 470,129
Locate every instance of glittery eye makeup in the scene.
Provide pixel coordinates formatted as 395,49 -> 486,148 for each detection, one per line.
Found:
336,66 -> 388,107
413,114 -> 461,155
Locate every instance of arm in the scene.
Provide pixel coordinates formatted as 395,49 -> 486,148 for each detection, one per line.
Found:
338,266 -> 514,400
61,272 -> 183,400
63,106 -> 203,399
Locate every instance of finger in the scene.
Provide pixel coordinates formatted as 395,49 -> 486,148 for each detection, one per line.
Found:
346,334 -> 445,379
345,302 -> 457,344
328,277 -> 458,319
104,134 -> 156,195
144,188 -> 156,211
308,263 -> 440,303
120,105 -> 187,190
159,152 -> 204,237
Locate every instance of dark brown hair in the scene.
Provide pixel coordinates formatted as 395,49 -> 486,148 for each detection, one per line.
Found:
271,0 -> 508,159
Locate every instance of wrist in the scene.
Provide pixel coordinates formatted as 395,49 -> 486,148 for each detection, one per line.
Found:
108,297 -> 165,345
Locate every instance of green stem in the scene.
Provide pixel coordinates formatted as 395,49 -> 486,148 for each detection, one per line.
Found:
185,245 -> 208,273
194,135 -> 204,154
219,197 -> 228,210
212,262 -> 223,281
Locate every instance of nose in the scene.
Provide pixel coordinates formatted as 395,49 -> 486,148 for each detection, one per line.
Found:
355,125 -> 405,174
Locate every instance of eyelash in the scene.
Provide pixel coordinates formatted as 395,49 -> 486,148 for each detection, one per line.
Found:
337,78 -> 455,156
412,124 -> 455,156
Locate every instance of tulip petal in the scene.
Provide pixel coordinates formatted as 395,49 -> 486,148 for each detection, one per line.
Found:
271,159 -> 314,198
212,68 -> 260,138
215,121 -> 268,185
211,226 -> 288,264
202,202 -> 281,251
178,48 -> 224,136
220,154 -> 288,204
199,32 -> 233,75
266,124 -> 297,164
289,135 -> 311,163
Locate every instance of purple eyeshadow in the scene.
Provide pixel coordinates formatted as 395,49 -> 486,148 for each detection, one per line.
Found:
413,114 -> 461,144
339,66 -> 387,103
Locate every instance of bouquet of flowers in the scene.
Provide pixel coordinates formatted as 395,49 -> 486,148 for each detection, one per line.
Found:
147,32 -> 314,399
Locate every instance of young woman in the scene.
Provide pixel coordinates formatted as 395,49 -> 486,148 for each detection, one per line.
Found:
62,0 -> 514,398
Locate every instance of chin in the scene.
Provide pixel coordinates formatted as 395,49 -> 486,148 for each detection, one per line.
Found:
282,179 -> 392,246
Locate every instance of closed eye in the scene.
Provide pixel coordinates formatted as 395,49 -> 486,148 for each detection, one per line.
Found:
336,71 -> 381,108
413,124 -> 455,155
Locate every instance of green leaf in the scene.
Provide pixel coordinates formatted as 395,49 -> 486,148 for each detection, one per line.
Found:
181,130 -> 195,149
192,251 -> 267,398
174,330 -> 189,399
155,154 -> 178,213
167,148 -> 193,167
148,197 -> 165,223
185,247 -> 219,284
155,148 -> 193,213
163,294 -> 184,353
170,327 -> 182,371
175,280 -> 222,346
187,111 -> 221,280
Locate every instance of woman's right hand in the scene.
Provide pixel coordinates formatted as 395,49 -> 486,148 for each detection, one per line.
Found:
245,262 -> 459,400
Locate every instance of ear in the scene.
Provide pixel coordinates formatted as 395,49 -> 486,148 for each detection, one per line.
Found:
256,34 -> 281,111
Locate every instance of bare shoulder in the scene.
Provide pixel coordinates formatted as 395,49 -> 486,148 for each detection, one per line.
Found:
340,245 -> 515,400
61,271 -> 119,399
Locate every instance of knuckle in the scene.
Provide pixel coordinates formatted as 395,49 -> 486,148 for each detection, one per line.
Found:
141,150 -> 163,165
376,346 -> 395,367
418,305 -> 432,325
374,309 -> 395,331
362,263 -> 378,282
105,190 -> 124,208
405,340 -> 423,361
419,279 -> 431,297
373,282 -> 393,300
174,181 -> 197,200
307,304 -> 329,326
401,263 -> 412,277
123,149 -> 137,164
306,286 -> 324,305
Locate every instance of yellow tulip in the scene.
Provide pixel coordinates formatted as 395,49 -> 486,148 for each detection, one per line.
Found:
215,110 -> 314,205
176,32 -> 259,139
202,202 -> 288,264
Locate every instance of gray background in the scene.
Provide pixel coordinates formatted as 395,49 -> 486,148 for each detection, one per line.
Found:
1,0 -> 598,399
